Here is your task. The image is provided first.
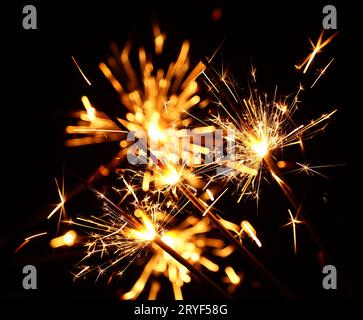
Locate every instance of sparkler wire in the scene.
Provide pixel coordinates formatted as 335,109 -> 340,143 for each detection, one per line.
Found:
153,237 -> 231,299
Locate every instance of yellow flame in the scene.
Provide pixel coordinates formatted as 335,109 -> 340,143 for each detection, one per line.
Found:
50,230 -> 77,248
250,136 -> 269,158
160,164 -> 180,186
148,122 -> 165,142
127,212 -> 156,241
160,234 -> 175,247
81,96 -> 96,121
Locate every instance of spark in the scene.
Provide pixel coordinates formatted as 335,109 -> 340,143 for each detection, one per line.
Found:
70,196 -> 161,279
311,58 -> 334,88
47,177 -> 66,220
153,24 -> 166,55
16,231 -> 48,252
293,162 -> 331,179
14,240 -> 30,253
295,31 -> 336,74
24,232 -> 48,241
225,266 -> 240,284
250,65 -> 257,82
81,96 -> 96,121
201,187 -> 228,216
75,266 -> 90,278
47,201 -> 65,220
240,220 -> 262,247
68,128 -> 127,134
71,56 -> 92,86
148,281 -> 161,300
206,188 -> 214,201
283,209 -> 303,255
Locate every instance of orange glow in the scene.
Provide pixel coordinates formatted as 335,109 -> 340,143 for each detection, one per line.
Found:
225,266 -> 240,284
50,230 -> 77,248
81,96 -> 96,121
241,220 -> 262,247
250,136 -> 269,158
127,212 -> 157,241
159,164 -> 180,186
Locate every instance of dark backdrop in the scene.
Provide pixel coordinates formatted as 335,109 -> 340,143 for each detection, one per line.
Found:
1,0 -> 361,308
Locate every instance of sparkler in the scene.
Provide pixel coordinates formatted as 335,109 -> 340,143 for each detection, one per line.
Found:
200,31 -> 337,260
68,188 -> 231,299
205,72 -> 337,204
66,27 -> 207,194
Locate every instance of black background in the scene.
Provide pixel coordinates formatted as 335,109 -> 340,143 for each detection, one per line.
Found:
1,0 -> 361,310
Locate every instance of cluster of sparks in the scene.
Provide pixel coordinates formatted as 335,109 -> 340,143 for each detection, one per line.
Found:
66,188 -> 247,299
23,28 -> 339,299
207,75 -> 337,203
